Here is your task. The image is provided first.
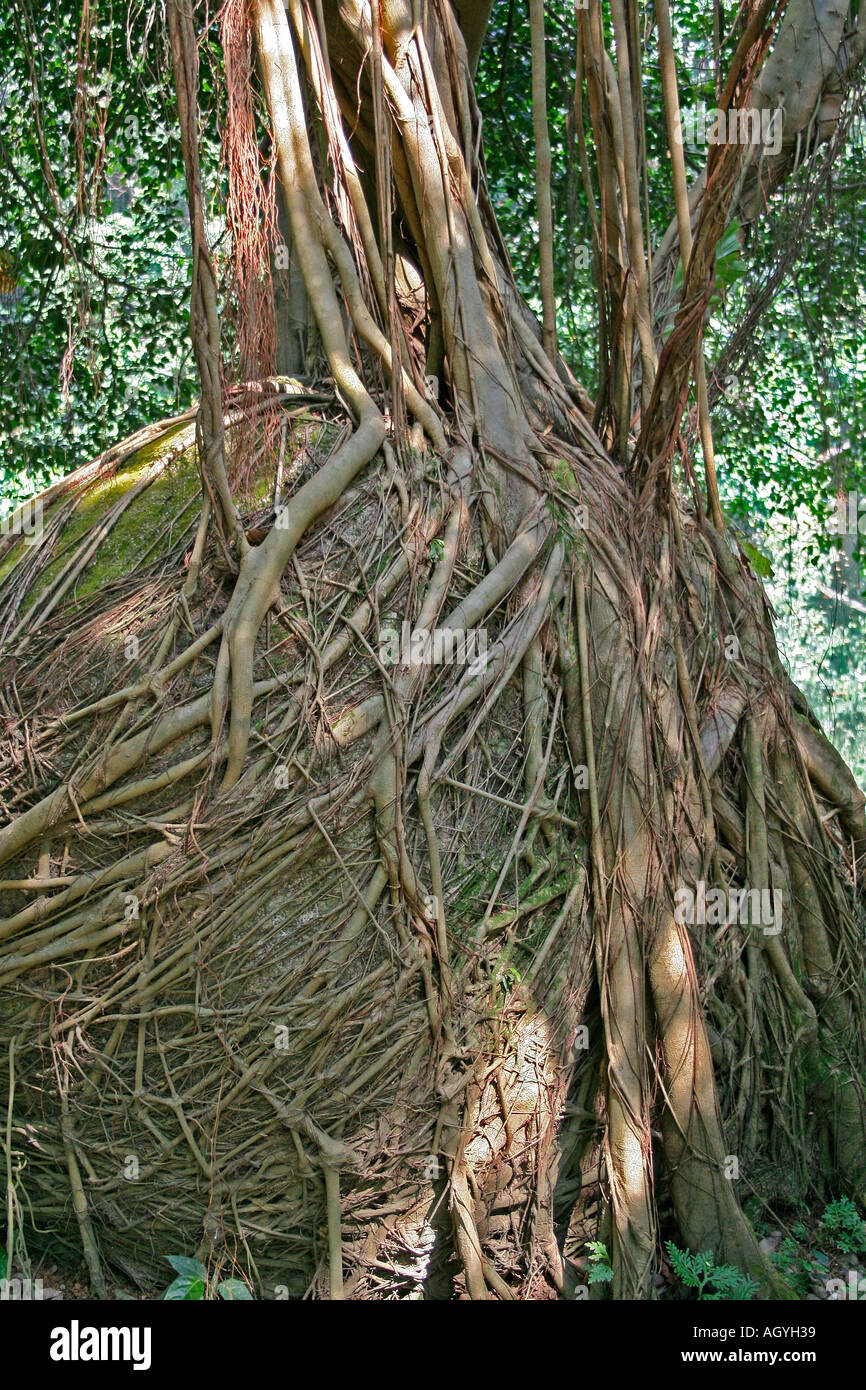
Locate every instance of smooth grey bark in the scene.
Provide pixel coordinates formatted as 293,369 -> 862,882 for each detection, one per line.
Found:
274,193 -> 309,376
452,0 -> 496,74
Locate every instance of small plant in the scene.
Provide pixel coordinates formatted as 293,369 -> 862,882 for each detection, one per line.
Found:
821,1197 -> 866,1255
163,1255 -> 253,1301
770,1236 -> 824,1297
665,1241 -> 757,1301
585,1240 -> 613,1285
497,963 -> 522,989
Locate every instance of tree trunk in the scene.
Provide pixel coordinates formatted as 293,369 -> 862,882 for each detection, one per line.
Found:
0,0 -> 864,1301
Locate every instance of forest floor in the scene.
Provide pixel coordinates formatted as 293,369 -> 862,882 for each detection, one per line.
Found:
6,1215 -> 863,1301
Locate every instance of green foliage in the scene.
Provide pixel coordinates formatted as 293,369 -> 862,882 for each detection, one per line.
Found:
475,4 -> 866,786
497,963 -> 522,987
475,2 -> 762,391
217,1278 -> 255,1300
164,1255 -> 207,1300
585,1239 -> 614,1285
0,5 -> 215,510
665,1240 -> 758,1300
666,220 -> 747,336
821,1197 -> 866,1255
475,0 -> 597,388
756,503 -> 866,789
739,539 -> 774,580
163,1254 -> 254,1301
770,1235 -> 830,1297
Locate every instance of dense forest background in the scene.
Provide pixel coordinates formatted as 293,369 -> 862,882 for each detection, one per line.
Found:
2,0 -> 864,784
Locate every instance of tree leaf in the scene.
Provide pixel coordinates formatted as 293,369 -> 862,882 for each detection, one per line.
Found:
166,1254 -> 207,1279
217,1279 -> 254,1300
164,1274 -> 206,1300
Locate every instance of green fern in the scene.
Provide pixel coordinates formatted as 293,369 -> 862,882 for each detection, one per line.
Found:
585,1240 -> 614,1285
665,1240 -> 757,1301
821,1197 -> 866,1255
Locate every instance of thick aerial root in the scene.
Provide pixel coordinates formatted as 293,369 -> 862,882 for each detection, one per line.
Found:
3,403 -> 865,1297
648,910 -> 790,1295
